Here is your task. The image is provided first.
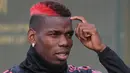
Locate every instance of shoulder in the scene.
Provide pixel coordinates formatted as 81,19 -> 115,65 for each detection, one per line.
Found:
3,65 -> 23,73
68,65 -> 102,73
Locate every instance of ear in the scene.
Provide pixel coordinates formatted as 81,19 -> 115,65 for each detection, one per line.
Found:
27,28 -> 36,45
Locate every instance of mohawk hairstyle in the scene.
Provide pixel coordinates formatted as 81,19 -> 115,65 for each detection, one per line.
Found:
29,0 -> 71,30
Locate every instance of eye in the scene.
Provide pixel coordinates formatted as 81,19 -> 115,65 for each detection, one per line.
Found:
52,32 -> 60,36
48,31 -> 62,37
66,31 -> 74,38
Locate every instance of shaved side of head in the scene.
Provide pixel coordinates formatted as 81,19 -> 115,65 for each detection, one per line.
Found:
29,1 -> 71,32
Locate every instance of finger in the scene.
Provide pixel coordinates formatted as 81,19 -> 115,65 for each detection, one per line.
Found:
81,23 -> 95,30
75,25 -> 79,39
76,24 -> 93,39
70,16 -> 88,23
82,29 -> 92,37
75,24 -> 85,41
86,24 -> 95,29
75,23 -> 81,38
78,25 -> 92,37
79,26 -> 87,40
82,24 -> 97,35
88,24 -> 96,30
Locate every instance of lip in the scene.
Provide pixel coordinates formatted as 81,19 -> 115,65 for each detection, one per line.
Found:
55,51 -> 69,61
56,51 -> 69,54
55,53 -> 68,61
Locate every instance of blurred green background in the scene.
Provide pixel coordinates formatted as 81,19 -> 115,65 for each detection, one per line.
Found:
0,0 -> 130,73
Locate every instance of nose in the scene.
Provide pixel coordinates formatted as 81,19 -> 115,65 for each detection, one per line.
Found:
58,35 -> 69,47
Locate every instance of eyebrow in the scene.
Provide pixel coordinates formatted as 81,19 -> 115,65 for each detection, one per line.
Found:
47,29 -> 62,33
47,29 -> 74,34
65,30 -> 74,33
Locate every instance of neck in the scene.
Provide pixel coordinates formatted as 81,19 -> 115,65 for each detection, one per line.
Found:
20,46 -> 68,73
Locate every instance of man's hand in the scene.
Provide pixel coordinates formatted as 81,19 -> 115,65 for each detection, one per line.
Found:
70,16 -> 106,52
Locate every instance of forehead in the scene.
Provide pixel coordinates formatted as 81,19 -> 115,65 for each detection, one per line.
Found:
42,16 -> 72,29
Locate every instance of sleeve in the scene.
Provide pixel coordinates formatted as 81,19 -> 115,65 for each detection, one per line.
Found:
98,46 -> 130,73
68,65 -> 102,73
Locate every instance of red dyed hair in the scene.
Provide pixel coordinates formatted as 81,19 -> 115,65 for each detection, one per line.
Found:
30,2 -> 59,16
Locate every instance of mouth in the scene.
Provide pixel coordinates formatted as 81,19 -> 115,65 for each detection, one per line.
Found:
55,51 -> 69,61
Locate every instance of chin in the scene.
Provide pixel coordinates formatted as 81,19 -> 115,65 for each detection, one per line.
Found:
52,60 -> 67,66
59,60 -> 67,65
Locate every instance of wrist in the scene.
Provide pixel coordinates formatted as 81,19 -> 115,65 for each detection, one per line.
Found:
99,44 -> 106,52
95,44 -> 106,52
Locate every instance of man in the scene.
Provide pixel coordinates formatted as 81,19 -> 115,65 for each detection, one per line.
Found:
3,1 -> 130,73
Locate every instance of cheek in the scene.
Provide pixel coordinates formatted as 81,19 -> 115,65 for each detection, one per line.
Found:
68,39 -> 73,47
41,36 -> 59,51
